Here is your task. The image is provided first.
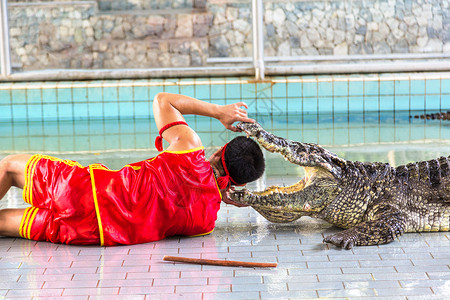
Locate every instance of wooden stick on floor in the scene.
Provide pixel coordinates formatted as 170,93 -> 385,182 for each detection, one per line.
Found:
163,256 -> 277,268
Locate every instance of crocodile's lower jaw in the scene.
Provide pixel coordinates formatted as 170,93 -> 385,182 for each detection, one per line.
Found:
230,165 -> 333,224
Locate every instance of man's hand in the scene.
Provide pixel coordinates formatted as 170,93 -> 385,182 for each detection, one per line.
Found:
218,102 -> 255,132
222,188 -> 249,207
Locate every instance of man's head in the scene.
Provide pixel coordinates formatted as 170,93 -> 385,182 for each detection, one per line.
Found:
221,136 -> 265,185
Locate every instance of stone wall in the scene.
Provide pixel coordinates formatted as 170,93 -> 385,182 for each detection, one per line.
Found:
262,0 -> 450,57
8,0 -> 450,71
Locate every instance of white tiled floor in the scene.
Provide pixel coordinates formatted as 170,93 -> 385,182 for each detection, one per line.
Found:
1,180 -> 450,299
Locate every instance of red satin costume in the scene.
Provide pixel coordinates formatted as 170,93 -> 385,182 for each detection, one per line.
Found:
19,148 -> 222,246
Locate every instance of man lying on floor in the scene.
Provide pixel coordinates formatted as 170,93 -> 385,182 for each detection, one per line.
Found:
0,93 -> 265,246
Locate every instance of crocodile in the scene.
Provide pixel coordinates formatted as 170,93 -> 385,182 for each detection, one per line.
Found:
230,122 -> 450,249
410,111 -> 450,120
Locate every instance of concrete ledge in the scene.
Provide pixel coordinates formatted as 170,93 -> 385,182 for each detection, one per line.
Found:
2,61 -> 450,82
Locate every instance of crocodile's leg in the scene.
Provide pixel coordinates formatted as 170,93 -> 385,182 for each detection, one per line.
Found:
237,122 -> 344,177
323,203 -> 407,249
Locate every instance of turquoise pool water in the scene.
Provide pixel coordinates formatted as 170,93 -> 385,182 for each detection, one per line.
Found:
2,110 -> 450,153
1,73 -> 450,189
1,74 -> 450,123
1,75 -> 450,300
1,73 -> 450,151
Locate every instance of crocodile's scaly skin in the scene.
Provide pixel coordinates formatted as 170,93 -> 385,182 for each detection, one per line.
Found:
231,122 -> 450,249
411,111 -> 450,120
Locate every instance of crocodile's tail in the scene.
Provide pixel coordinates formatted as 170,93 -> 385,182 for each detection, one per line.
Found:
410,111 -> 450,120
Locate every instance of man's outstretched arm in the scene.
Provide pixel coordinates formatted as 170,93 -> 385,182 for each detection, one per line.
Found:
152,93 -> 254,151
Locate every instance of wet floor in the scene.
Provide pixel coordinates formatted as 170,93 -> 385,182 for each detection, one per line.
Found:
1,169 -> 449,299
1,112 -> 450,298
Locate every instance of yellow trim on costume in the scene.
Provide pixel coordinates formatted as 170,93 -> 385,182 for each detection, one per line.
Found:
24,207 -> 35,239
89,165 -> 105,246
39,154 -> 83,168
163,146 -> 204,155
26,207 -> 39,240
22,156 -> 31,205
213,174 -> 223,199
123,165 -> 141,171
23,154 -> 39,205
86,148 -> 206,174
189,228 -> 215,237
120,147 -> 206,171
89,163 -> 110,171
120,147 -> 205,171
89,162 -> 142,172
19,207 -> 39,239
22,154 -> 84,206
27,156 -> 37,204
19,207 -> 32,238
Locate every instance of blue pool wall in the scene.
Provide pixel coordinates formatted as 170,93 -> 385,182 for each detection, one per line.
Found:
1,73 -> 450,123
1,73 -> 450,153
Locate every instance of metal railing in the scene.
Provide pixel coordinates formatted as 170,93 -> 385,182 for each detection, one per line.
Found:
252,0 -> 264,80
0,0 -> 11,77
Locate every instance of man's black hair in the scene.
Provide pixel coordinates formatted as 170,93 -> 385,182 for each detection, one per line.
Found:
223,136 -> 265,184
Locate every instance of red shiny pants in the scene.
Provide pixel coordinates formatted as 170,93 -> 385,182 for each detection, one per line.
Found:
20,154 -> 100,245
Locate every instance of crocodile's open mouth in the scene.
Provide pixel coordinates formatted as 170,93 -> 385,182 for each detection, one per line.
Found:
252,168 -> 310,196
229,160 -> 336,223
239,168 -> 316,223
252,166 -> 318,197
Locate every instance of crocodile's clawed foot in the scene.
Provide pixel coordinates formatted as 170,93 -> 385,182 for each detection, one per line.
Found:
323,231 -> 357,250
237,122 -> 264,137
